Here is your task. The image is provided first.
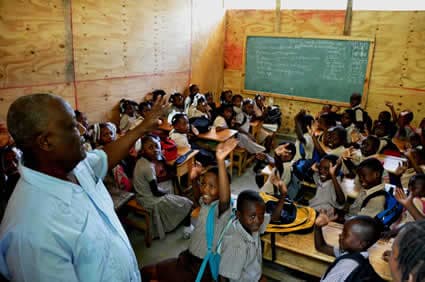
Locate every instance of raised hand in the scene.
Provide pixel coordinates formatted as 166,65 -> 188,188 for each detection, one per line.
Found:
394,161 -> 408,176
385,101 -> 394,108
216,138 -> 239,161
140,95 -> 170,133
329,160 -> 341,177
189,161 -> 203,181
394,187 -> 412,207
341,147 -> 354,160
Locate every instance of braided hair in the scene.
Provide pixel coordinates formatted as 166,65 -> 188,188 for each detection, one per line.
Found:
397,220 -> 425,281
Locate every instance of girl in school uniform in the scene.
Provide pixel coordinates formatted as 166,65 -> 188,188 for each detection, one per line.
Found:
141,138 -> 239,282
119,99 -> 141,133
133,135 -> 193,240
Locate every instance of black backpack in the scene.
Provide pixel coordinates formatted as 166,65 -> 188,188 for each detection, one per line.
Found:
264,106 -> 282,128
189,116 -> 211,133
323,252 -> 385,282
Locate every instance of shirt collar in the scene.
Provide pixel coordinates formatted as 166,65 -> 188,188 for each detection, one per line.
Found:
364,183 -> 385,197
235,219 -> 258,243
18,162 -> 82,206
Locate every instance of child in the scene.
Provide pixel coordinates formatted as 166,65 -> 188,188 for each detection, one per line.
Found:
170,113 -> 215,166
0,146 -> 19,221
387,220 -> 425,282
232,94 -> 243,117
220,90 -> 233,105
205,92 -> 217,121
234,99 -> 266,154
141,138 -> 238,282
184,84 -> 200,113
392,174 -> 425,229
311,125 -> 346,158
340,109 -> 358,144
138,102 -> 151,121
74,110 -> 92,151
219,190 -> 266,282
309,155 -> 346,213
350,93 -> 372,132
133,135 -> 193,240
293,110 -> 315,161
167,92 -> 185,123
213,104 -> 234,132
347,158 -> 386,217
385,102 -> 416,140
188,96 -> 211,120
314,212 -> 384,282
373,120 -> 400,155
119,99 -> 140,133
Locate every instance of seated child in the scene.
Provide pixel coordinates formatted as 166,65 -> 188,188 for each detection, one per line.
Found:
138,102 -> 151,122
315,212 -> 384,282
386,220 -> 425,282
92,122 -> 132,193
213,104 -> 234,132
309,112 -> 337,152
0,146 -> 19,221
373,120 -> 400,155
350,93 -> 372,132
232,94 -> 243,117
385,102 -> 416,140
219,190 -> 266,282
347,158 -> 386,217
220,90 -> 233,105
169,113 -> 215,166
234,99 -> 266,154
119,99 -> 141,133
293,110 -> 315,161
309,155 -> 346,213
184,84 -> 200,114
141,138 -> 238,282
75,110 -> 92,151
133,135 -> 193,240
252,94 -> 275,151
311,125 -> 346,158
188,96 -> 211,120
392,174 -> 425,230
340,109 -> 358,145
167,92 -> 185,123
257,142 -> 298,199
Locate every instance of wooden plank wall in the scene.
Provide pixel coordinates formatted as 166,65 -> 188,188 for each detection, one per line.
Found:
224,10 -> 425,134
0,0 -> 225,124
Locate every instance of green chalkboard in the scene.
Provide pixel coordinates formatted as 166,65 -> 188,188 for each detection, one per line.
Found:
244,36 -> 372,103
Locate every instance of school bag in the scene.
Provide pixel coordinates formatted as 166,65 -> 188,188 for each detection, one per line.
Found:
361,189 -> 403,230
264,106 -> 282,128
189,116 -> 211,134
160,137 -> 178,161
196,201 -> 234,282
322,252 -> 385,282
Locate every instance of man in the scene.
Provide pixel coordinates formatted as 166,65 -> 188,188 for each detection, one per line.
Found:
0,93 -> 168,281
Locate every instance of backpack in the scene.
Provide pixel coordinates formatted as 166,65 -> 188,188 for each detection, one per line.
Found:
264,106 -> 282,128
160,137 -> 178,161
189,117 -> 211,134
196,201 -> 234,282
361,189 -> 403,230
322,252 -> 385,282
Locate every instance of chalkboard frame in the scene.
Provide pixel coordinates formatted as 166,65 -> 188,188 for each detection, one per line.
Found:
241,34 -> 375,107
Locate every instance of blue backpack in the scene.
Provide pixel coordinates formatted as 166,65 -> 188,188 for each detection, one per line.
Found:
361,189 -> 403,230
195,202 -> 234,282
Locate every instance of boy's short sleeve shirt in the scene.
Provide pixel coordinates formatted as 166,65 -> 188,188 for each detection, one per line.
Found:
348,183 -> 386,217
320,248 -> 368,282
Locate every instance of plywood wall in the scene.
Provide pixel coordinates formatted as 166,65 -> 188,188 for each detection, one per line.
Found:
224,10 -> 425,134
0,0 -> 225,123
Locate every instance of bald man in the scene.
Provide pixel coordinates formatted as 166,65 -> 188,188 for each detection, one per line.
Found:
0,93 -> 168,282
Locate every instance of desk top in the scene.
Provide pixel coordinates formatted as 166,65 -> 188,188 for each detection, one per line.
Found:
166,147 -> 199,166
197,128 -> 238,142
110,191 -> 135,210
262,222 -> 392,281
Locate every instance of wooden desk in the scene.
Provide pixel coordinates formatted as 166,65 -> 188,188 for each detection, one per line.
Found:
198,128 -> 238,175
250,120 -> 262,140
167,147 -> 199,195
110,191 -> 135,210
262,222 -> 392,281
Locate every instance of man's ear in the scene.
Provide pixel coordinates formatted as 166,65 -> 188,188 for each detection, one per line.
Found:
36,132 -> 54,152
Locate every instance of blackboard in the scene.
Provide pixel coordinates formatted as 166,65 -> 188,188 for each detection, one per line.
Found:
244,35 -> 373,104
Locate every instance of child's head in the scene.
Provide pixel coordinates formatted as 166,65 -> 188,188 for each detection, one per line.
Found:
398,110 -> 414,126
409,133 -> 422,149
341,109 -> 354,128
274,142 -> 296,163
360,135 -> 380,157
389,220 -> 425,282
254,94 -> 265,108
220,104 -> 234,121
220,90 -> 233,104
189,84 -> 199,96
357,158 -> 384,189
152,89 -> 166,103
75,110 -> 88,129
204,92 -> 214,104
298,113 -> 315,134
171,113 -> 189,134
242,98 -> 255,115
408,174 -> 425,198
373,121 -> 391,138
169,93 -> 184,108
349,93 -> 362,107
141,134 -> 161,161
318,154 -> 338,182
196,97 -> 208,113
200,166 -> 231,205
99,122 -> 117,145
120,99 -> 135,116
378,111 -> 392,123
236,190 -> 265,234
325,126 -> 346,149
0,146 -> 19,176
339,215 -> 381,253
232,94 -> 243,108
138,102 -> 151,118
317,113 -> 337,131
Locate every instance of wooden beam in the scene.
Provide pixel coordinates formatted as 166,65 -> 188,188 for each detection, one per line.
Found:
343,0 -> 353,35
275,0 -> 281,33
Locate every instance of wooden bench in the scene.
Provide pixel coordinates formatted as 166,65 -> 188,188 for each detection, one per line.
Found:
121,199 -> 152,247
262,222 -> 392,281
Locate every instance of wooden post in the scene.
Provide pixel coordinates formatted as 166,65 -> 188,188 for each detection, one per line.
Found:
343,0 -> 353,35
275,0 -> 281,33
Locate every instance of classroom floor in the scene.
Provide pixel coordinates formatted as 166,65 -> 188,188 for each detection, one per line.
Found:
125,163 -> 319,281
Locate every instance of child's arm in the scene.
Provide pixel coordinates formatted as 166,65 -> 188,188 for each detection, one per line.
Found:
395,188 -> 425,221
270,174 -> 288,222
190,161 -> 204,208
216,138 -> 239,215
148,180 -> 167,197
329,159 -> 345,205
294,111 -> 306,144
405,149 -> 424,173
385,102 -> 398,123
314,211 -> 335,257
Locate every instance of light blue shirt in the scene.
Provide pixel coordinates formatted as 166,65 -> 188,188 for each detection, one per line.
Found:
0,150 -> 141,282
